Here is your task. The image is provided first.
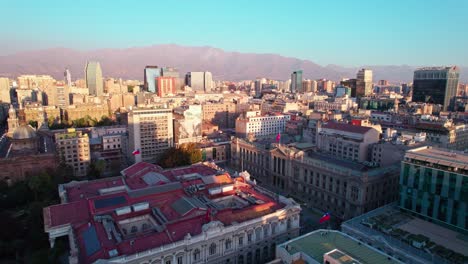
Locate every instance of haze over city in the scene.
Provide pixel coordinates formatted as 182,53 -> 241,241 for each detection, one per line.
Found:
0,1 -> 467,264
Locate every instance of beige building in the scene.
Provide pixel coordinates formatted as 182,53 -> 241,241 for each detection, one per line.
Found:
55,128 -> 90,177
61,104 -> 110,124
317,122 -> 380,162
127,107 -> 174,163
23,105 -> 61,126
202,101 -> 238,128
17,75 -> 55,89
231,138 -> 400,220
0,77 -> 11,103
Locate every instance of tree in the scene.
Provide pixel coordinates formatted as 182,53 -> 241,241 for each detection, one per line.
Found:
158,143 -> 202,168
28,120 -> 38,129
88,160 -> 106,179
28,175 -> 42,201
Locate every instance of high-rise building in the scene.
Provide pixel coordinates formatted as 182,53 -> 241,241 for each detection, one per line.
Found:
161,67 -> 179,78
127,108 -> 174,163
144,66 -> 161,93
340,78 -> 357,97
55,128 -> 90,177
0,77 -> 11,103
400,146 -> 467,233
356,69 -> 373,97
302,79 -> 312,92
85,61 -> 103,96
412,66 -> 460,111
290,70 -> 303,93
204,71 -> 213,92
185,72 -> 213,92
156,76 -> 176,97
64,68 -> 72,87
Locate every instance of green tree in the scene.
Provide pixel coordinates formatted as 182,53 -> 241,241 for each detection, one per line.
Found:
158,143 -> 202,168
28,120 -> 38,129
88,160 -> 106,179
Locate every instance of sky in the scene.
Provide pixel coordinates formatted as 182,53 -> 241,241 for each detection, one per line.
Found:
1,0 -> 467,66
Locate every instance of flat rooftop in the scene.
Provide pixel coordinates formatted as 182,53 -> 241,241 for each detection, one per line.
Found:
406,146 -> 468,170
44,162 -> 287,264
280,229 -> 400,264
343,204 -> 468,264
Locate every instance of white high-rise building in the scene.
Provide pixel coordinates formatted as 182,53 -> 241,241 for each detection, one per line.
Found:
127,107 -> 174,163
64,68 -> 72,87
186,72 -> 213,92
204,72 -> 213,92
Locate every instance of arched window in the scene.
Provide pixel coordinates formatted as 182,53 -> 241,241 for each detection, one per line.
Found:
209,243 -> 217,255
131,225 -> 138,233
122,228 -> 127,235
255,228 -> 262,241
142,223 -> 149,231
225,239 -> 232,250
271,223 -> 277,234
287,218 -> 292,229
193,249 -> 200,261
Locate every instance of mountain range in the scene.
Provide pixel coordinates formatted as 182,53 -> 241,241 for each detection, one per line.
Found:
0,44 -> 466,83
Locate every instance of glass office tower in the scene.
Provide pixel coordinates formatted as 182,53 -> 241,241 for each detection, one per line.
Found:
400,147 -> 467,234
412,66 -> 460,111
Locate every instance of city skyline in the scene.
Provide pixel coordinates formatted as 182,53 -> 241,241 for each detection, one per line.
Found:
1,0 -> 467,67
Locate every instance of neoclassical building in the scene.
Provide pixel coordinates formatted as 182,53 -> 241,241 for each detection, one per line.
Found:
44,162 -> 301,264
0,107 -> 56,183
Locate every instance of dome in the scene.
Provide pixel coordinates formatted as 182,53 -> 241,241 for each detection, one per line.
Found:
12,124 -> 37,140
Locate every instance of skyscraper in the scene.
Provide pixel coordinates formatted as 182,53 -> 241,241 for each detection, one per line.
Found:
144,66 -> 161,93
340,78 -> 357,97
85,61 -> 103,96
0,77 -> 11,103
204,71 -> 213,92
127,108 -> 174,163
64,68 -> 72,87
356,69 -> 373,97
185,72 -> 213,92
291,70 -> 303,93
412,66 -> 460,111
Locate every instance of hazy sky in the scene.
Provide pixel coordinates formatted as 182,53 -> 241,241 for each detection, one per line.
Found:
1,0 -> 467,66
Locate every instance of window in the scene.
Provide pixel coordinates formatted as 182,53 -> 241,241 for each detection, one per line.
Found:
209,243 -> 217,255
239,236 -> 244,246
165,260 -> 171,264
193,249 -> 200,260
177,256 -> 183,264
247,232 -> 252,243
225,239 -> 232,250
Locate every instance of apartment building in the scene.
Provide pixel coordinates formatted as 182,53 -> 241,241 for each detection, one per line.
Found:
55,128 -> 91,177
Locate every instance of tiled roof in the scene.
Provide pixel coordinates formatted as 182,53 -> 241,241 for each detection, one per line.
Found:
44,162 -> 285,264
322,122 -> 373,134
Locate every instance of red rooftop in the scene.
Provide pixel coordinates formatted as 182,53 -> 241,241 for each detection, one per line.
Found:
43,162 -> 300,264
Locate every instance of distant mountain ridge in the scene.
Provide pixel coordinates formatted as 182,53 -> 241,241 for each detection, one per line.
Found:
0,44 -> 466,83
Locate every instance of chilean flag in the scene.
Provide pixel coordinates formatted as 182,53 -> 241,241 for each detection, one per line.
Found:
132,149 -> 140,155
276,132 -> 281,143
319,212 -> 331,223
